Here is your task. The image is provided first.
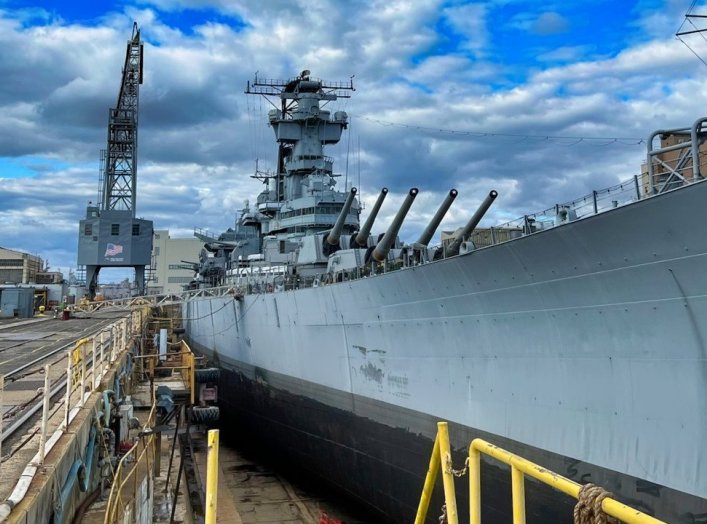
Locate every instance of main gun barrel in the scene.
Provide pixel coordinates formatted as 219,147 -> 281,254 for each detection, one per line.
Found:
416,189 -> 458,246
326,187 -> 358,247
355,187 -> 388,247
371,188 -> 419,262
446,190 -> 497,256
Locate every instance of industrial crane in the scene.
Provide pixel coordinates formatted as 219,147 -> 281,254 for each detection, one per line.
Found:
77,23 -> 153,299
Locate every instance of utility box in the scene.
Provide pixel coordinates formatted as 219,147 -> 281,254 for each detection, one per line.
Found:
0,287 -> 35,318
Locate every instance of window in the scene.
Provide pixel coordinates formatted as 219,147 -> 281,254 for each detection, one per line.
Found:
154,247 -> 160,256
84,224 -> 93,236
167,276 -> 193,283
169,264 -> 194,270
279,240 -> 286,254
132,224 -> 140,236
111,224 -> 120,236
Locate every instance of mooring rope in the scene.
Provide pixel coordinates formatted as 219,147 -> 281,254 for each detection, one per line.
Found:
573,483 -> 619,524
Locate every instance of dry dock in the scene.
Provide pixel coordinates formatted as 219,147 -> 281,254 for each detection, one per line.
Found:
0,304 -> 362,524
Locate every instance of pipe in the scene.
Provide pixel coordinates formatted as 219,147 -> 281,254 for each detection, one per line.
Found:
371,188 -> 419,262
325,187 -> 357,247
102,390 -> 115,427
355,188 -> 388,247
447,190 -> 498,257
103,427 -> 116,456
691,117 -> 707,179
416,189 -> 458,246
80,424 -> 98,492
71,487 -> 100,524
55,458 -> 86,524
647,127 -> 690,194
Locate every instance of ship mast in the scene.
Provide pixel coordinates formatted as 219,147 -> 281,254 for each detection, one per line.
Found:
245,71 -> 355,223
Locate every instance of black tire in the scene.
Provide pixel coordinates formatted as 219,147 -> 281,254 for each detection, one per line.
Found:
195,367 -> 220,383
191,406 -> 219,423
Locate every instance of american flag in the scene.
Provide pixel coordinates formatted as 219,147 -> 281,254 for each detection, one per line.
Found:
104,243 -> 124,256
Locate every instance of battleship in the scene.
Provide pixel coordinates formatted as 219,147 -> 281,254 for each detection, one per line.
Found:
182,71 -> 707,523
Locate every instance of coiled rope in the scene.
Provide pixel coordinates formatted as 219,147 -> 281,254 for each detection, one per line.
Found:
573,483 -> 619,524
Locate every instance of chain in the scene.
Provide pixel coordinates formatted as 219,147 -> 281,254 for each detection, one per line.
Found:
438,502 -> 447,524
445,454 -> 469,477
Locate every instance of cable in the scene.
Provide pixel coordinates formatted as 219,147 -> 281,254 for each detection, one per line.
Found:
353,114 -> 646,145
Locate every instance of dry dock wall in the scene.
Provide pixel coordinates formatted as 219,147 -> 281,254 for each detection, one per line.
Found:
5,352 -> 148,524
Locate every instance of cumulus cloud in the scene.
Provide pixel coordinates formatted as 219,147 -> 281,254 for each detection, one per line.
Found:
1,0 -> 706,278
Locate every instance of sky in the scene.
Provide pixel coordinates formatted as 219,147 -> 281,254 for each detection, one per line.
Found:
1,0 -> 707,282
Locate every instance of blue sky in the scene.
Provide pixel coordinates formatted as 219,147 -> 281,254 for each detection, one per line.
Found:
1,0 -> 706,282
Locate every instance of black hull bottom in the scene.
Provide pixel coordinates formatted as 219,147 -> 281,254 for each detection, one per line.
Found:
201,355 -> 706,523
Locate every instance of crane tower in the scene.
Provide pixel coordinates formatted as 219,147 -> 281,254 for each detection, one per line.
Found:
77,23 -> 153,298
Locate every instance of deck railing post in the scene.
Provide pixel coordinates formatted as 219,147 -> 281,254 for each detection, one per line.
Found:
511,465 -> 526,524
469,441 -> 481,524
92,337 -> 98,389
414,432 -> 441,524
38,364 -> 51,464
205,429 -> 220,524
80,341 -> 86,407
100,331 -> 105,379
437,422 -> 459,524
64,349 -> 72,428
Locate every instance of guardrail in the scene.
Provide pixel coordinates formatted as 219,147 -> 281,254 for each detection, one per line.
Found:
104,404 -> 157,524
0,307 -> 149,522
415,422 -> 666,524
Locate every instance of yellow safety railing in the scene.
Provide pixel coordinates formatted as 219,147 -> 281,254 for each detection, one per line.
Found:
415,422 -> 667,524
104,403 -> 157,524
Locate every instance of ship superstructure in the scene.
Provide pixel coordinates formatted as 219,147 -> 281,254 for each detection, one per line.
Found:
195,71 -> 366,285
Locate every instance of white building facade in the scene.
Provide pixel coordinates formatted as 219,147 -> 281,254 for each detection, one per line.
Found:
147,230 -> 202,295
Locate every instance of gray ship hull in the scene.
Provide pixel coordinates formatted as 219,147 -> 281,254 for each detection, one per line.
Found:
184,180 -> 707,522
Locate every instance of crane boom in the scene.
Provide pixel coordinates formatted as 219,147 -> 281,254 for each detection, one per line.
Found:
102,22 -> 144,214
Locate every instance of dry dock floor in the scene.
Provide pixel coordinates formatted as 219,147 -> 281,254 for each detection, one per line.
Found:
193,436 -> 366,524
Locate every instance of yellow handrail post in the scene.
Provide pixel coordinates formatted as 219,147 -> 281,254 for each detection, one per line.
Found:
469,442 -> 481,524
205,429 -> 220,524
511,465 -> 526,524
414,433 -> 441,524
438,422 -> 459,524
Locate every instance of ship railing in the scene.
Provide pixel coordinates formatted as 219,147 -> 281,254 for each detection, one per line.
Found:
194,226 -> 219,242
415,421 -> 666,524
462,172 -> 706,250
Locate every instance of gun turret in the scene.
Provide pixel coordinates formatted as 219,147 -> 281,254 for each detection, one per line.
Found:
371,188 -> 419,262
416,189 -> 458,246
355,188 -> 388,247
446,190 -> 498,256
324,187 -> 357,255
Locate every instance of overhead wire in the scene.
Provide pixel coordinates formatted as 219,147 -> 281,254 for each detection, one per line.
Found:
676,1 -> 707,67
353,115 -> 646,145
